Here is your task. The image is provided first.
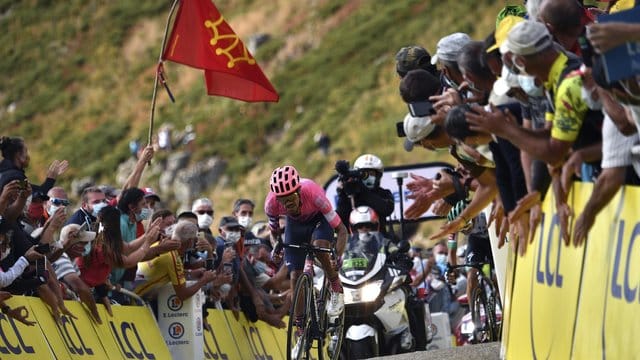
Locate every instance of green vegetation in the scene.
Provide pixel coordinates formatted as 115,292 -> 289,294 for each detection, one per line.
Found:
0,0 -> 504,232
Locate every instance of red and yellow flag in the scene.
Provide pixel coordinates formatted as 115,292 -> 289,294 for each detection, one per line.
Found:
163,0 -> 279,102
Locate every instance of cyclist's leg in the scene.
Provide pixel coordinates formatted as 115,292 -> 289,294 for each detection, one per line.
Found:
464,233 -> 492,300
311,216 -> 343,317
284,217 -> 309,322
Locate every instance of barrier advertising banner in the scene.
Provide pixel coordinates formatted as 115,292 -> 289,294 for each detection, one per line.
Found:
157,283 -> 205,359
504,183 -> 640,359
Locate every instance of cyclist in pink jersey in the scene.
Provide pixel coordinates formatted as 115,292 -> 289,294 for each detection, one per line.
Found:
265,165 -> 348,318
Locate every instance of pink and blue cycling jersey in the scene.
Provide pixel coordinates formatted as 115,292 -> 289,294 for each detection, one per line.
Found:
265,178 -> 342,231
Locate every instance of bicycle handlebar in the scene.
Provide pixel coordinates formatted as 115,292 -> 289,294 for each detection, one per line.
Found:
282,242 -> 334,254
447,262 -> 489,274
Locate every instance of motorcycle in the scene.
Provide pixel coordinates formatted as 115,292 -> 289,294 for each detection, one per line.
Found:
337,245 -> 432,359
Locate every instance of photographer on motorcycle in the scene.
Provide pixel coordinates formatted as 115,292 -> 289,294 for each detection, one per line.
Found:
336,154 -> 395,239
347,206 -> 428,352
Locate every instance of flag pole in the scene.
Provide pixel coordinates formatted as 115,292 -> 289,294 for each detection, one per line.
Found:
148,0 -> 180,147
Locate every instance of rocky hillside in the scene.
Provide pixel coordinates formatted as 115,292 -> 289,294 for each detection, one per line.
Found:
0,0 -> 504,229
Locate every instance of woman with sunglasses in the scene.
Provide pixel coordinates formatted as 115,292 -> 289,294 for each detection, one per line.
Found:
264,165 -> 348,323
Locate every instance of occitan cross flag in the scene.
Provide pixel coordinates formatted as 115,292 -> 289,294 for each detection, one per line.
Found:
163,0 -> 279,102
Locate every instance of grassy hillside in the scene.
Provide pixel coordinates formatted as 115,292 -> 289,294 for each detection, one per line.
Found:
0,0 -> 504,237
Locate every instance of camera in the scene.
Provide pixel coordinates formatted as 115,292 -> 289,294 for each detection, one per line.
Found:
335,160 -> 367,196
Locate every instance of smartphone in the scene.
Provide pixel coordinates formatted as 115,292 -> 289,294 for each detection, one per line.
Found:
205,258 -> 215,271
396,121 -> 406,137
35,243 -> 51,254
18,179 -> 28,190
408,101 -> 436,117
223,262 -> 233,274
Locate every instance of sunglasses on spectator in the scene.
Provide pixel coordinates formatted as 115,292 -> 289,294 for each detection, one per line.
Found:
354,222 -> 376,230
196,210 -> 214,216
51,198 -> 70,206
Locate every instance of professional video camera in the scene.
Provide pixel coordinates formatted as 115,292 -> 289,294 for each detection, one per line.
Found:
335,160 -> 367,196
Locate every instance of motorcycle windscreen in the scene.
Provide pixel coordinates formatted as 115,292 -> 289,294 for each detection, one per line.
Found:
340,250 -> 379,281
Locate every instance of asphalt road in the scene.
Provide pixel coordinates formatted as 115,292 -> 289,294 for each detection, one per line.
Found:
371,342 -> 501,360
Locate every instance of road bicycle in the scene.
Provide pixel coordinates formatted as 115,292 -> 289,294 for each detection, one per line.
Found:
447,262 -> 501,343
284,242 -> 345,360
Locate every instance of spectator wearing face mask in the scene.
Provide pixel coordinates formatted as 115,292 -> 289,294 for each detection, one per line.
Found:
110,187 -> 153,291
233,198 -> 264,248
66,186 -> 108,229
21,191 -> 49,235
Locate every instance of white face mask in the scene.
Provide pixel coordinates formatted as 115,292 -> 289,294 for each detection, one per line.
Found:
517,75 -> 543,97
362,176 -> 376,189
435,253 -> 447,266
47,205 -> 60,217
225,231 -> 241,244
581,86 -> 602,110
197,214 -> 213,228
237,216 -> 252,229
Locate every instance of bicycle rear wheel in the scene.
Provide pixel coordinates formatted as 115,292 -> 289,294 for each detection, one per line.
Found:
288,273 -> 313,360
481,278 -> 499,341
319,281 -> 345,360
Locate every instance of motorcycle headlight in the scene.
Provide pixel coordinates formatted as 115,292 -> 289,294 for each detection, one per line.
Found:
361,280 -> 383,302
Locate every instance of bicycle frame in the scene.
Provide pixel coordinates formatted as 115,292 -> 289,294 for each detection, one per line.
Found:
283,242 -> 343,360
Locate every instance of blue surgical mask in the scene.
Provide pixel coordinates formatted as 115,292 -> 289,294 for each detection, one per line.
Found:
518,75 -> 543,97
435,253 -> 447,266
92,202 -> 107,217
136,207 -> 153,221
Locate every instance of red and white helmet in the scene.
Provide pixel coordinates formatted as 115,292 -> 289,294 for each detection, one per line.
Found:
270,165 -> 301,196
349,206 -> 380,230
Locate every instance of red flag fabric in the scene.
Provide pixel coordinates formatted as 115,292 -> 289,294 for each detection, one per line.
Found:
163,0 -> 279,102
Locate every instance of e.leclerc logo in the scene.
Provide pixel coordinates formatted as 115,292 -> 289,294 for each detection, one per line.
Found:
169,322 -> 185,339
167,295 -> 183,311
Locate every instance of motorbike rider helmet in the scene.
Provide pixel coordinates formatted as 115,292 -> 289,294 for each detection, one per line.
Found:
349,206 -> 380,232
353,154 -> 384,189
270,165 -> 301,196
447,199 -> 473,233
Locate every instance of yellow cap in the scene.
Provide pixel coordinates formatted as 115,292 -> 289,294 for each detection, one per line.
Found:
486,15 -> 525,53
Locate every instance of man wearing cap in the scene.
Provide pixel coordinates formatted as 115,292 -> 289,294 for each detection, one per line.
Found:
466,20 -> 603,244
142,187 -> 161,210
395,45 -> 439,78
53,223 -> 102,323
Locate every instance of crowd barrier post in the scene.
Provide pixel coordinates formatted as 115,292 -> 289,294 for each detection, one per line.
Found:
157,283 -> 205,359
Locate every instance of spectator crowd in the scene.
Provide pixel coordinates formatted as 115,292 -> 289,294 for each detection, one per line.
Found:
0,0 -> 638,350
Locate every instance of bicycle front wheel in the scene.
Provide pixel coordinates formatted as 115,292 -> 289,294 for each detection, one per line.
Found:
320,281 -> 344,360
288,273 -> 313,360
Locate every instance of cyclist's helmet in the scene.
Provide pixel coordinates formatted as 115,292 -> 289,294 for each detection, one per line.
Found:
270,165 -> 301,196
447,199 -> 473,233
349,206 -> 380,231
354,154 -> 383,188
